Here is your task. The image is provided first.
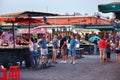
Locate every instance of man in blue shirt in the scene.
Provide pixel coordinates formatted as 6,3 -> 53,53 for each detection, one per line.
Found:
39,35 -> 49,65
69,34 -> 76,64
39,35 -> 48,56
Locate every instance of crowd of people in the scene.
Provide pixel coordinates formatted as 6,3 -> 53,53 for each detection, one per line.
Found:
0,29 -> 120,69
98,35 -> 120,64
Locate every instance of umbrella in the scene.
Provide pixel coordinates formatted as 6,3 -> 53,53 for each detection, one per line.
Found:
1,11 -> 60,48
98,2 -> 120,19
1,11 -> 59,38
89,36 -> 101,42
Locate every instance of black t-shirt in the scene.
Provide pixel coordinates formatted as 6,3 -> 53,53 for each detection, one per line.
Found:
60,37 -> 67,48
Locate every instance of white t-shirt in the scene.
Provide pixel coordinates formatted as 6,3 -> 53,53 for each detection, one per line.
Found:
29,43 -> 34,51
2,31 -> 13,41
0,39 -> 3,46
33,43 -> 38,52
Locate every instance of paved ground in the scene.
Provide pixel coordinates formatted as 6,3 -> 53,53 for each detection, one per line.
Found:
20,53 -> 120,80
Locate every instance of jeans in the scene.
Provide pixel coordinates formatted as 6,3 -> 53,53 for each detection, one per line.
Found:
30,51 -> 39,68
94,45 -> 98,55
33,51 -> 39,65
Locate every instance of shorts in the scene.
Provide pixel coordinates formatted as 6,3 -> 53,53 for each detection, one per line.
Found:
53,49 -> 58,55
41,48 -> 48,56
69,48 -> 76,56
61,47 -> 68,55
115,49 -> 120,54
99,48 -> 106,59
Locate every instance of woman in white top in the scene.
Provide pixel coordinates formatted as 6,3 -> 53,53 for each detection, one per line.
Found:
27,38 -> 34,68
115,41 -> 120,64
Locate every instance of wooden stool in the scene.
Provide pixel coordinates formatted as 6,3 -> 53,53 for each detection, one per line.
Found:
8,66 -> 20,80
0,68 -> 7,80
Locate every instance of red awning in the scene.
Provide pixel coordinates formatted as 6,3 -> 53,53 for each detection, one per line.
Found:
16,18 -> 43,25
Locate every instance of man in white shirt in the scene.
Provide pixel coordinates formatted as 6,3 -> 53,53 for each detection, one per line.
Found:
1,29 -> 13,44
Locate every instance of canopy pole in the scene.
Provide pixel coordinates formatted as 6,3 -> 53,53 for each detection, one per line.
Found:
12,21 -> 15,48
28,17 -> 31,39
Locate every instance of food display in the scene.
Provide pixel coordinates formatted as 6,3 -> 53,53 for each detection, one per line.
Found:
0,45 -> 29,49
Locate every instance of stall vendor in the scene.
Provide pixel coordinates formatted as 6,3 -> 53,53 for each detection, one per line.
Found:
1,29 -> 13,45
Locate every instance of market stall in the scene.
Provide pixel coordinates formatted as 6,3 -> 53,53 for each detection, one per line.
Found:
0,11 -> 59,68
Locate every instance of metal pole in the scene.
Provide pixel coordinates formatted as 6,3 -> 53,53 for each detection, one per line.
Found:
28,17 -> 31,39
12,21 -> 15,48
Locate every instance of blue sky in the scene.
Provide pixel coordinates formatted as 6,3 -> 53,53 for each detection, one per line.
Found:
0,0 -> 118,17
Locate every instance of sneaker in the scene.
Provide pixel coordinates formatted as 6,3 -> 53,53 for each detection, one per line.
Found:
70,61 -> 73,64
63,61 -> 67,63
72,61 -> 76,64
54,62 -> 59,64
60,60 -> 64,63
